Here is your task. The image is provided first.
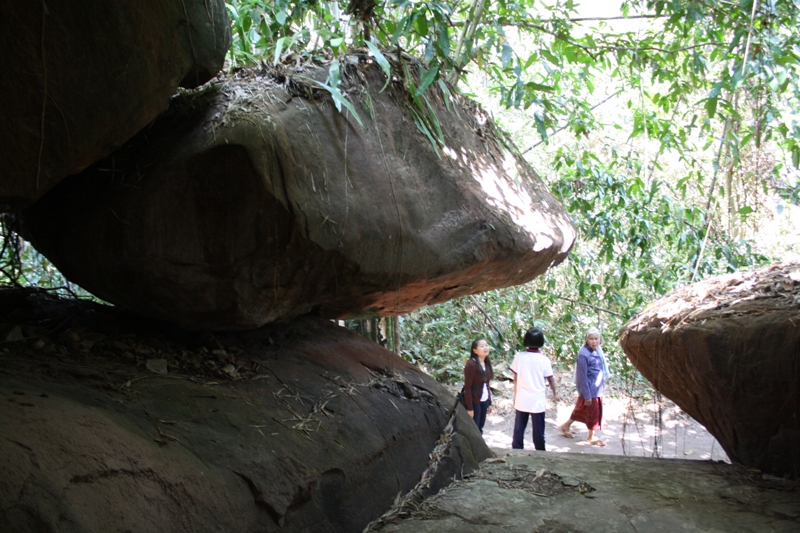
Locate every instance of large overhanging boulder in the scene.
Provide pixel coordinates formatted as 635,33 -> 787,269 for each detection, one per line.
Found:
619,261 -> 800,477
0,290 -> 492,531
0,0 -> 230,211
21,60 -> 576,330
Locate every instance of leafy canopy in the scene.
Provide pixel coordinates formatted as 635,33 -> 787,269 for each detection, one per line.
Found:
226,0 -> 800,183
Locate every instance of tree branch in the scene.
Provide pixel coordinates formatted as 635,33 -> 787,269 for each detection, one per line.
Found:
468,295 -> 507,342
448,19 -> 726,55
517,22 -> 727,54
451,14 -> 667,26
555,296 -> 621,317
554,15 -> 665,22
522,90 -> 621,154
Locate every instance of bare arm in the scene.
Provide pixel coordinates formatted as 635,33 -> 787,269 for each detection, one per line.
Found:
546,375 -> 559,402
512,371 -> 518,400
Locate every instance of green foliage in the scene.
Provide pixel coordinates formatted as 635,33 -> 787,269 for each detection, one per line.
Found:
226,0 -> 347,67
225,0 -> 800,176
0,222 -> 94,300
312,60 -> 365,127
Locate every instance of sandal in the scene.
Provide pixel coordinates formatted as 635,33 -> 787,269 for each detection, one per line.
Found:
587,438 -> 606,447
559,425 -> 575,439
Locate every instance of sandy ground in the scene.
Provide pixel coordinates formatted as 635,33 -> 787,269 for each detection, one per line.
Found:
478,377 -> 730,463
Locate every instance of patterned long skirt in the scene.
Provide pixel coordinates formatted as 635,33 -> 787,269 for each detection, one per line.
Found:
570,397 -> 603,430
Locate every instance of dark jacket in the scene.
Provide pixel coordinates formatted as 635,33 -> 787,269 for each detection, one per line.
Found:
463,357 -> 493,410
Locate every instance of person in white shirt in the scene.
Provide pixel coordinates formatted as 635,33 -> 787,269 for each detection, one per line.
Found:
510,327 -> 559,450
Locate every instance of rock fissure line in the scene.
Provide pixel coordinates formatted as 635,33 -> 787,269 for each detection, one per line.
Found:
232,470 -> 283,525
363,409 -> 464,531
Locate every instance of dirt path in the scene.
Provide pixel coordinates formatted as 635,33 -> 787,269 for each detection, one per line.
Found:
479,376 -> 730,463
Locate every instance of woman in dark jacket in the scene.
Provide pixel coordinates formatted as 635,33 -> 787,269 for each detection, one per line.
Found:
464,337 -> 493,433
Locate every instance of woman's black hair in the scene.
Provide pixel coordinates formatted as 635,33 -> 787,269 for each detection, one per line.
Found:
523,327 -> 545,348
469,337 -> 493,378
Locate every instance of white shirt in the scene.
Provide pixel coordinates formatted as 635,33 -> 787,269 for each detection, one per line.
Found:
479,361 -> 489,401
510,349 -> 553,413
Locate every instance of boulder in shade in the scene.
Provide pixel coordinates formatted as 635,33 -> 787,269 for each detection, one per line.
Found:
0,0 -> 230,210
0,291 -> 492,531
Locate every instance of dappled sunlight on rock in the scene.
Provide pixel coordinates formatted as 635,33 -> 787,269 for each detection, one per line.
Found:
472,155 -> 575,255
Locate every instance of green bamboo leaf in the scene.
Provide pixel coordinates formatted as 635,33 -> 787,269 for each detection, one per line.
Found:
411,109 -> 440,156
501,43 -> 513,68
321,84 -> 364,128
437,80 -> 455,113
306,62 -> 364,128
704,96 -> 718,118
437,28 -> 451,56
272,37 -> 285,65
414,13 -> 428,36
541,49 -> 560,65
415,66 -> 439,96
420,93 -> 444,140
365,41 -> 393,91
525,81 -> 555,93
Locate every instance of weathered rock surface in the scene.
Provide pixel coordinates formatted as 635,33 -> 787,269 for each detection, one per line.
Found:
619,261 -> 800,478
367,451 -> 800,532
21,61 -> 576,330
0,0 -> 230,210
0,290 -> 492,532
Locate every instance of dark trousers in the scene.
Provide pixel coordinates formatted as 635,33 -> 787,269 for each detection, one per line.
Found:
472,399 -> 491,434
512,410 -> 546,450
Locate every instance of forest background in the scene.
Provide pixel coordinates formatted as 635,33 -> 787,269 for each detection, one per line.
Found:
3,0 -> 800,396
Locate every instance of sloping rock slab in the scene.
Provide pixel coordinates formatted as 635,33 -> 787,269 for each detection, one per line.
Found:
619,261 -> 800,478
0,291 -> 492,532
21,60 -> 576,330
0,0 -> 230,210
367,452 -> 800,532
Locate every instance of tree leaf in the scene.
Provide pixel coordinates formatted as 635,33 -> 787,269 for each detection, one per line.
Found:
415,66 -> 440,97
272,37 -> 285,65
366,41 -> 393,91
501,42 -> 513,68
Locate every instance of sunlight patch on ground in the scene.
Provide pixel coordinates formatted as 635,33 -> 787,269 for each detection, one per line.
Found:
480,397 -> 729,463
